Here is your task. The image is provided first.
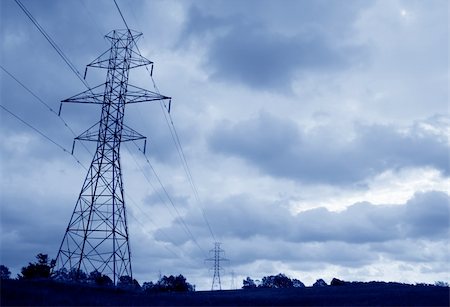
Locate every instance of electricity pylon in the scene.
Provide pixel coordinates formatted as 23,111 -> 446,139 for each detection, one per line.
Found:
205,242 -> 229,290
230,270 -> 236,290
55,29 -> 170,284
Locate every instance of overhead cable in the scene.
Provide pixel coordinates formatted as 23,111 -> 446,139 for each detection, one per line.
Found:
124,191 -> 182,259
14,0 -> 92,90
0,65 -> 93,156
113,0 -> 210,257
0,104 -> 87,170
130,141 -> 207,258
113,0 -> 130,31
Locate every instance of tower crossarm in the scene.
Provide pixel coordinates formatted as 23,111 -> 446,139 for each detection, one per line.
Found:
61,83 -> 106,105
121,124 -> 147,142
74,122 -> 146,143
72,121 -> 148,155
87,49 -> 153,70
60,83 -> 170,105
126,84 -> 171,104
86,30 -> 154,71
74,121 -> 100,142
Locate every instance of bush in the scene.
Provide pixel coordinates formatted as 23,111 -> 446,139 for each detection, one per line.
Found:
143,275 -> 194,293
69,268 -> 88,282
242,277 -> 257,289
435,281 -> 449,287
0,265 -> 11,280
20,253 -> 55,280
142,281 -> 156,292
313,279 -> 328,287
53,268 -> 69,281
118,275 -> 140,290
260,273 -> 294,289
243,274 -> 305,289
293,278 -> 305,288
88,270 -> 113,286
331,278 -> 347,286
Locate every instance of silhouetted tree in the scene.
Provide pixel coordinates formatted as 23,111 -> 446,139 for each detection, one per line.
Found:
293,278 -> 305,288
331,278 -> 346,286
435,281 -> 449,287
157,275 -> 194,292
313,279 -> 327,287
88,270 -> 113,286
242,277 -> 257,289
53,267 -> 89,283
69,268 -> 88,282
0,265 -> 11,279
142,275 -> 194,292
142,281 -> 156,292
53,268 -> 69,281
260,273 -> 293,288
20,253 -> 55,279
118,275 -> 140,290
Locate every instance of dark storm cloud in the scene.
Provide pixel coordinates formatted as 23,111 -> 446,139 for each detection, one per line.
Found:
180,2 -> 367,91
153,191 -> 449,270
209,112 -> 449,184
225,238 -> 378,268
0,192 -> 69,274
292,191 -> 449,243
403,191 -> 450,238
155,190 -> 450,245
206,25 -> 352,91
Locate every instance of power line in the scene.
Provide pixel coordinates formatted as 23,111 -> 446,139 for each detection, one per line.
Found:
1,65 -> 57,116
113,0 -> 130,31
0,104 -> 86,170
76,0 -> 106,38
130,141 -> 207,258
127,209 -> 180,259
162,103 -> 217,242
14,0 -> 91,90
125,143 -> 184,224
113,0 -> 210,257
0,65 -> 93,156
125,143 -> 208,259
130,31 -> 217,242
124,192 -> 182,260
120,5 -> 217,240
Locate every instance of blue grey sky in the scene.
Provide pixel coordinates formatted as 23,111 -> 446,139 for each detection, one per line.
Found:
0,0 -> 448,289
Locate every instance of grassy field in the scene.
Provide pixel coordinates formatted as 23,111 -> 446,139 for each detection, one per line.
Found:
1,279 -> 449,306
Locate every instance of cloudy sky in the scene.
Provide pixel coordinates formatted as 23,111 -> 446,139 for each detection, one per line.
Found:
0,0 -> 448,290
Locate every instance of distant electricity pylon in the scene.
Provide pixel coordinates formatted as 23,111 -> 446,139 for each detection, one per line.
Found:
205,242 -> 229,290
230,270 -> 236,290
55,29 -> 170,284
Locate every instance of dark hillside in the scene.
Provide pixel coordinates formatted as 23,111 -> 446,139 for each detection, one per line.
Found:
1,279 -> 448,306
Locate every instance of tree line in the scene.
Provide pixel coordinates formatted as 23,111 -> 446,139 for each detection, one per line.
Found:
0,253 -> 194,293
1,254 -> 448,292
242,273 -> 331,289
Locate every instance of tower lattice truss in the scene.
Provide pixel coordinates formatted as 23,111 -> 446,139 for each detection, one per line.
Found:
206,242 -> 229,290
55,29 -> 170,284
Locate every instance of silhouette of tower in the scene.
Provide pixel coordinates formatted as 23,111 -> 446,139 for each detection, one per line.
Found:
55,29 -> 170,284
205,242 -> 229,290
230,270 -> 236,290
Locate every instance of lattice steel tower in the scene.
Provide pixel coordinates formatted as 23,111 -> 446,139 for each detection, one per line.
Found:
205,242 -> 229,290
55,29 -> 170,284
